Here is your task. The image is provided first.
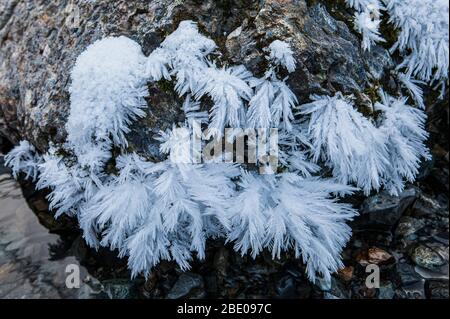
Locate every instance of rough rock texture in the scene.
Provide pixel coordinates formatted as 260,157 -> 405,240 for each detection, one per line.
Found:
0,0 -> 391,154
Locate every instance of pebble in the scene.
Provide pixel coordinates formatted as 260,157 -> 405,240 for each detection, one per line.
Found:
426,280 -> 449,299
275,276 -> 297,298
102,279 -> 139,299
378,283 -> 395,299
357,187 -> 417,229
357,247 -> 394,266
167,273 -> 205,299
337,266 -> 354,282
410,245 -> 446,271
395,216 -> 425,238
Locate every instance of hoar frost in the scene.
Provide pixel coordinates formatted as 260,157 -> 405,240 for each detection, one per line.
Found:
345,0 -> 449,103
5,15 -> 437,285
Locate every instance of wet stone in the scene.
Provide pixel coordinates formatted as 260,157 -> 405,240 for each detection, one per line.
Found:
426,280 -> 449,299
395,216 -> 426,239
378,282 -> 395,299
275,275 -> 297,298
357,247 -> 394,266
337,266 -> 354,282
396,262 -> 421,286
213,247 -> 229,280
102,279 -> 140,299
167,273 -> 205,299
412,193 -> 448,218
410,245 -> 446,271
325,278 -> 350,299
397,280 -> 426,299
296,282 -> 312,299
356,187 -> 417,230
30,198 -> 49,212
357,286 -> 377,299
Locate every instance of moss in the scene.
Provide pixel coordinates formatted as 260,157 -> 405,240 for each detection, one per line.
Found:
54,147 -> 72,159
364,84 -> 382,104
154,79 -> 175,94
104,156 -> 119,176
379,16 -> 399,50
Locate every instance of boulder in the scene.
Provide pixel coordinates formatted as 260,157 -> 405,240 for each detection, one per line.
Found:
0,0 -> 390,156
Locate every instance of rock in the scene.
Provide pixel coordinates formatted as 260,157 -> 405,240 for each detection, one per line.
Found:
357,247 -> 394,266
415,265 -> 449,281
378,283 -> 395,299
296,282 -> 312,299
203,274 -> 218,297
0,136 -> 13,154
275,275 -> 297,298
395,216 -> 426,239
225,20 -> 262,73
325,278 -> 350,299
356,187 -> 417,229
30,198 -> 49,212
213,247 -> 229,280
396,262 -> 421,286
253,1 -> 372,97
356,286 -> 377,299
167,273 -> 205,299
247,264 -> 271,277
426,280 -> 449,299
77,275 -> 104,299
143,271 -> 157,293
397,280 -> 426,299
102,279 -> 139,299
362,45 -> 394,80
410,244 -> 446,271
337,266 -> 354,282
416,157 -> 435,181
427,242 -> 449,264
412,193 -> 448,218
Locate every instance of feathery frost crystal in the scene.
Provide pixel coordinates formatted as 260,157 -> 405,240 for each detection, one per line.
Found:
375,91 -> 431,195
300,93 -> 388,195
4,140 -> 41,181
299,92 -> 430,196
345,0 -> 385,51
386,0 -> 449,85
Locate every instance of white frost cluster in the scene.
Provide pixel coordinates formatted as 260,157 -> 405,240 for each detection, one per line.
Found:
375,91 -> 431,195
4,140 -> 41,181
300,92 -> 430,196
346,0 -> 449,101
300,93 -> 388,195
386,0 -> 449,97
67,36 -> 149,174
228,171 -> 357,283
266,40 -> 296,73
36,148 -> 94,218
5,18 -> 436,285
146,21 -> 253,137
247,39 -> 297,131
345,0 -> 385,51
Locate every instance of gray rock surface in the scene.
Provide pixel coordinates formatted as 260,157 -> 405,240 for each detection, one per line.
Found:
167,273 -> 205,299
356,186 -> 418,229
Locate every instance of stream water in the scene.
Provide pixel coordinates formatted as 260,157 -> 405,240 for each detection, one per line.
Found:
0,155 -> 102,298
